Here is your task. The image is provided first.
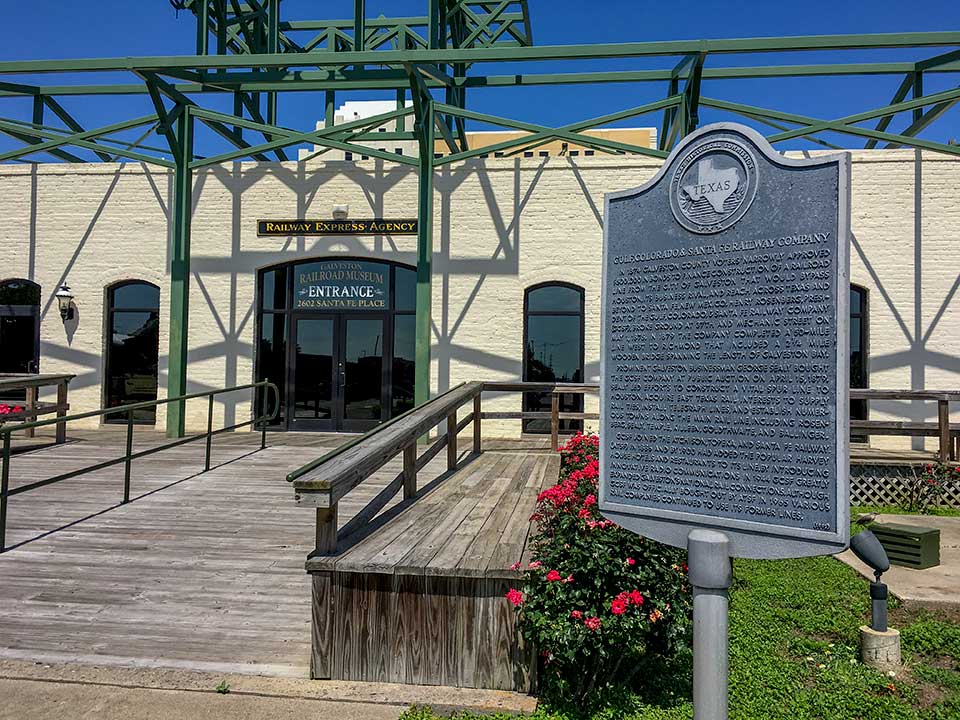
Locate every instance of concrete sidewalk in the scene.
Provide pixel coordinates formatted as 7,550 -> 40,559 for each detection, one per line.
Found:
0,660 -> 536,720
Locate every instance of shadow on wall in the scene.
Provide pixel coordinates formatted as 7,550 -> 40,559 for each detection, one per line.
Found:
181,156 -> 604,424
32,152 -> 958,431
852,150 -> 960,448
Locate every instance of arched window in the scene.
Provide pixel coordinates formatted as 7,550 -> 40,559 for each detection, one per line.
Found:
850,284 -> 869,433
0,279 -> 41,400
105,281 -> 160,424
523,282 -> 585,434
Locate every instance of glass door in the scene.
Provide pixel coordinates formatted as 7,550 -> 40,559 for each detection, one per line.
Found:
289,317 -> 336,431
339,316 -> 386,432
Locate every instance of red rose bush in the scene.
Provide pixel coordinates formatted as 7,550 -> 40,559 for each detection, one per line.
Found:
507,432 -> 692,705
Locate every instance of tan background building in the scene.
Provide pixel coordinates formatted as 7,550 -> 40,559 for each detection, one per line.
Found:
0,149 -> 957,449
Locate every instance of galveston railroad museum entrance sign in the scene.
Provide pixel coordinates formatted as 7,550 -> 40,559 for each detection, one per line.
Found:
600,123 -> 850,719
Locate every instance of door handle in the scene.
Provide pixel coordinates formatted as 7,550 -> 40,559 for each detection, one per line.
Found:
338,362 -> 346,387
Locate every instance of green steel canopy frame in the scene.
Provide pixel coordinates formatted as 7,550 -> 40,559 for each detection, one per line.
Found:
0,1 -> 958,436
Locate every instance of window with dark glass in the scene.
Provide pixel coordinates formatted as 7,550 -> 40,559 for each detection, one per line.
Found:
391,267 -> 417,416
256,266 -> 289,426
254,260 -> 417,430
523,283 -> 584,434
0,278 -> 41,402
850,284 -> 868,440
105,281 -> 160,424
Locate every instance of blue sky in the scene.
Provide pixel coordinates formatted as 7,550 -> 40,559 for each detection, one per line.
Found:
0,0 -> 957,157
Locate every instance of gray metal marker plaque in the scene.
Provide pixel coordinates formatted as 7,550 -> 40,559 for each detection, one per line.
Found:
600,123 -> 850,560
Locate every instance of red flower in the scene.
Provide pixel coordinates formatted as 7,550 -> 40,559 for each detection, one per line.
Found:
629,590 -> 644,606
583,494 -> 597,507
505,588 -> 524,607
610,598 -> 627,615
546,569 -> 562,582
578,507 -> 591,519
584,616 -> 602,631
510,561 -> 521,571
529,560 -> 541,569
564,574 -> 574,584
626,558 -> 636,566
570,610 -> 583,620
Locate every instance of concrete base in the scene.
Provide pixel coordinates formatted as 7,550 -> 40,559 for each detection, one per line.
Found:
860,625 -> 901,672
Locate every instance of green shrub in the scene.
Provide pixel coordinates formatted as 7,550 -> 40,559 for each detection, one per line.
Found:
506,433 -> 693,711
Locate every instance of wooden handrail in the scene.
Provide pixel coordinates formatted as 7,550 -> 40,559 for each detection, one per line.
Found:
291,380 -> 600,556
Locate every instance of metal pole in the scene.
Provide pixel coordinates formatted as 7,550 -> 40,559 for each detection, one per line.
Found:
260,384 -> 267,450
205,393 -> 214,471
123,408 -> 133,504
0,432 -> 10,553
413,97 -> 435,408
166,107 -> 194,439
688,529 -> 732,720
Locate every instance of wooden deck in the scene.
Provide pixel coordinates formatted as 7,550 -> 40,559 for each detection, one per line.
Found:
0,429 -> 477,677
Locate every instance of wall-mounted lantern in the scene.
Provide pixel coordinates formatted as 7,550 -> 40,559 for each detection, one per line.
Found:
54,284 -> 75,322
332,204 -> 349,219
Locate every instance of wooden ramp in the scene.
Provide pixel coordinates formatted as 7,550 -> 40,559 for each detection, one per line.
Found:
0,431 -> 467,676
306,448 -> 559,691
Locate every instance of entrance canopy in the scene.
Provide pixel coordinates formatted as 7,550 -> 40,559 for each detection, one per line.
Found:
1,1 -> 958,436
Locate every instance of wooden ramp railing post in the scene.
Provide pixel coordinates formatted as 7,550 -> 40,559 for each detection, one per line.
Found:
938,399 -> 952,462
447,412 -> 457,470
473,393 -> 482,454
403,442 -> 417,499
315,505 -> 338,555
550,392 -> 560,450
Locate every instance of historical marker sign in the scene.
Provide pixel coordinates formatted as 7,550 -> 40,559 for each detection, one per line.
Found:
600,123 -> 851,560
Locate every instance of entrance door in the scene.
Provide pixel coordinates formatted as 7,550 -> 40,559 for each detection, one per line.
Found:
288,315 -> 386,432
0,279 -> 41,403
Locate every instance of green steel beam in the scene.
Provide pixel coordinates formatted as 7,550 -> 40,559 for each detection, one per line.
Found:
762,84 -> 960,144
3,33 -> 960,74
864,73 -> 914,149
0,114 -> 170,165
41,97 -> 114,162
701,97 -> 960,155
166,108 -> 194,438
189,104 -> 417,167
433,97 -> 676,165
2,61 -> 960,99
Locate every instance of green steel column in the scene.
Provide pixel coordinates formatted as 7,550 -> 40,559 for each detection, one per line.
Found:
196,0 -> 209,55
325,90 -> 335,128
266,0 -> 279,125
414,98 -> 435,407
166,108 -> 194,438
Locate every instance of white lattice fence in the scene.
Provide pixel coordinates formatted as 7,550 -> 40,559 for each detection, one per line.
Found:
850,464 -> 960,508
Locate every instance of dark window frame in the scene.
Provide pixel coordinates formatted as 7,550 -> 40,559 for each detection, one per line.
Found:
0,278 -> 41,383
104,279 -> 161,425
522,281 -> 585,434
850,284 -> 869,439
254,257 -> 417,430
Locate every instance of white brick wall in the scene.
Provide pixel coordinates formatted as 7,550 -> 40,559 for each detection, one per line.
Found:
1,150 -> 957,449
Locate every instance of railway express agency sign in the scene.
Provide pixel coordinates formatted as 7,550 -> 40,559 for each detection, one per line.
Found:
599,123 -> 851,559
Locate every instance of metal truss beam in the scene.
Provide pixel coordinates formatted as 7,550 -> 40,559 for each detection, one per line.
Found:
2,32 -> 960,74
702,97 -> 960,155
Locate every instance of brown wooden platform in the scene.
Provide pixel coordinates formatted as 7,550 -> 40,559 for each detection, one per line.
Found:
306,448 -> 559,691
0,430 -> 471,676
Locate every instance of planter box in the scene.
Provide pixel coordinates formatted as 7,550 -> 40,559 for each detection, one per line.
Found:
871,522 -> 940,570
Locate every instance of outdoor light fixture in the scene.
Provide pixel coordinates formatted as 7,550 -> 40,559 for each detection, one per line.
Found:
850,530 -> 891,632
54,284 -> 75,322
332,204 -> 349,219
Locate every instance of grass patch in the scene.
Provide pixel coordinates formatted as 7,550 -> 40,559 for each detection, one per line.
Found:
401,556 -> 960,720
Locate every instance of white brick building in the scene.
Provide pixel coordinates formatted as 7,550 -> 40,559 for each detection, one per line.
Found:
0,150 -> 957,448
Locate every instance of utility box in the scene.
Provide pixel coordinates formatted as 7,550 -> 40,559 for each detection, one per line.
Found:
871,523 -> 941,570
